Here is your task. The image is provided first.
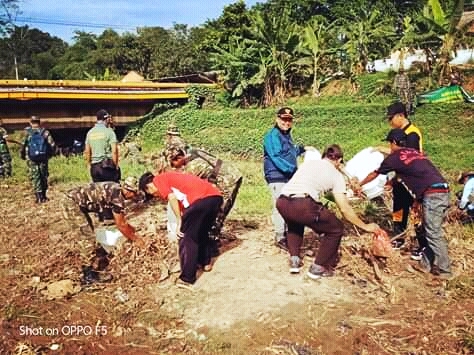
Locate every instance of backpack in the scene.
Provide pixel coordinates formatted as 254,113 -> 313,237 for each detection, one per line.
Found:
27,128 -> 49,162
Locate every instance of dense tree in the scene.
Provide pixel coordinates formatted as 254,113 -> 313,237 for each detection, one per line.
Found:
0,26 -> 67,79
337,2 -> 396,75
1,0 -> 474,106
0,0 -> 19,35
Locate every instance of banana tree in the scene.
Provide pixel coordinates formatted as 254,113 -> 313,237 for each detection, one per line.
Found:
295,17 -> 336,97
248,9 -> 302,106
210,37 -> 260,106
418,0 -> 466,84
340,8 -> 395,75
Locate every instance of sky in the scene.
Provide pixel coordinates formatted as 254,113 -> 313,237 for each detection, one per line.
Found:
13,0 -> 259,43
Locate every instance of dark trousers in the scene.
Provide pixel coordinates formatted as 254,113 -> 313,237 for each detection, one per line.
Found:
90,162 -> 120,183
276,195 -> 344,269
392,181 -> 413,231
179,195 -> 223,283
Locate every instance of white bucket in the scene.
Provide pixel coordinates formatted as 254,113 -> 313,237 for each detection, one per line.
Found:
166,202 -> 178,241
345,147 -> 387,200
95,227 -> 124,253
304,149 -> 322,162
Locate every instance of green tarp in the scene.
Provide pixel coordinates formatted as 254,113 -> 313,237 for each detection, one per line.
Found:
417,85 -> 474,104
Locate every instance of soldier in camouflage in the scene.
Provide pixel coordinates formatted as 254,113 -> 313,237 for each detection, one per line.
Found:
161,126 -> 243,236
160,123 -> 189,163
20,116 -> 56,203
65,177 -> 145,247
393,69 -> 413,115
159,123 -> 243,236
0,121 -> 12,178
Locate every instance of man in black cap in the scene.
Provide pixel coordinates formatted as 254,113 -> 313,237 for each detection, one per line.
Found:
358,129 -> 453,280
263,107 -> 309,251
84,109 -> 120,183
20,116 -> 56,203
385,101 -> 424,255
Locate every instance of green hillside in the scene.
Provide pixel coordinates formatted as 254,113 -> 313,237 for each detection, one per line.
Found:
139,96 -> 474,177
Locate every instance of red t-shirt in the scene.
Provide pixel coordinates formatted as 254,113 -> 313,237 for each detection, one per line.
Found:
153,171 -> 221,208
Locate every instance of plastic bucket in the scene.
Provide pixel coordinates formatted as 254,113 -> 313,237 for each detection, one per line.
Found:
95,227 -> 124,253
345,147 -> 386,199
167,202 -> 179,241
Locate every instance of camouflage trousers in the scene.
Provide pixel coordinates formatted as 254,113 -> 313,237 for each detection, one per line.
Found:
397,88 -> 413,114
0,151 -> 12,177
28,160 -> 49,193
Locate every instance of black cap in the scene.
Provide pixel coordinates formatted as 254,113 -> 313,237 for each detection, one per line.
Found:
277,107 -> 294,118
386,101 -> 406,120
383,128 -> 407,145
96,109 -> 111,121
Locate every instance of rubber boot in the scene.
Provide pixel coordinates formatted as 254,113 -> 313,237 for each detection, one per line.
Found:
35,192 -> 42,203
41,190 -> 49,203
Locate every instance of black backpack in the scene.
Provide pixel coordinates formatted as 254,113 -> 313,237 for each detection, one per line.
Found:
27,128 -> 49,162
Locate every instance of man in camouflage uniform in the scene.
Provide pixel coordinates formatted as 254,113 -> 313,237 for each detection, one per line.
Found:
20,116 -> 55,203
66,177 -> 145,247
183,149 -> 243,236
161,123 -> 243,236
393,69 -> 412,115
160,123 -> 189,164
65,177 -> 145,283
0,121 -> 12,178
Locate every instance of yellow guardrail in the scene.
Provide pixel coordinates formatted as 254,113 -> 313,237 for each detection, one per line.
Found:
0,79 -> 215,89
0,89 -> 189,100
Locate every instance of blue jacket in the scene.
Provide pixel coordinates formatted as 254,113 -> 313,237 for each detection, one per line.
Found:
263,126 -> 304,183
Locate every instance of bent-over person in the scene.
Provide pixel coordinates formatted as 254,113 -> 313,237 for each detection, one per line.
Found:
66,178 -> 144,248
359,129 -> 453,280
276,144 -> 379,279
139,171 -> 223,287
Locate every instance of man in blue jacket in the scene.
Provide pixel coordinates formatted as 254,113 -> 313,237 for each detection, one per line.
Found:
263,107 -> 307,250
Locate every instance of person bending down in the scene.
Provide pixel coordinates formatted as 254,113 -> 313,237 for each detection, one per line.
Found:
139,171 -> 223,286
276,144 -> 379,279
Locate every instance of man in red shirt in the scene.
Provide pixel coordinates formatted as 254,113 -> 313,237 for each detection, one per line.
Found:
139,171 -> 223,286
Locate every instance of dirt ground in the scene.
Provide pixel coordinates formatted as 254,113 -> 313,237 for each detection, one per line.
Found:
1,182 -> 474,355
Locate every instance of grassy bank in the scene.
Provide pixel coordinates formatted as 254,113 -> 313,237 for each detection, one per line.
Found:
5,95 -> 473,218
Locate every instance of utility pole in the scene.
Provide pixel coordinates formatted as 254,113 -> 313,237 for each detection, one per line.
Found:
13,54 -> 18,80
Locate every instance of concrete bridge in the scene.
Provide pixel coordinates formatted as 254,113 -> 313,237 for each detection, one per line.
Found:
0,79 -> 212,129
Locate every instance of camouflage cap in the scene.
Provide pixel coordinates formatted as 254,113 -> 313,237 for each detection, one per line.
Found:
167,123 -> 180,136
123,176 -> 138,192
166,146 -> 186,161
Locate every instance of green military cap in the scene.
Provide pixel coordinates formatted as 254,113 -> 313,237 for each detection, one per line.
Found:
167,123 -> 180,136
